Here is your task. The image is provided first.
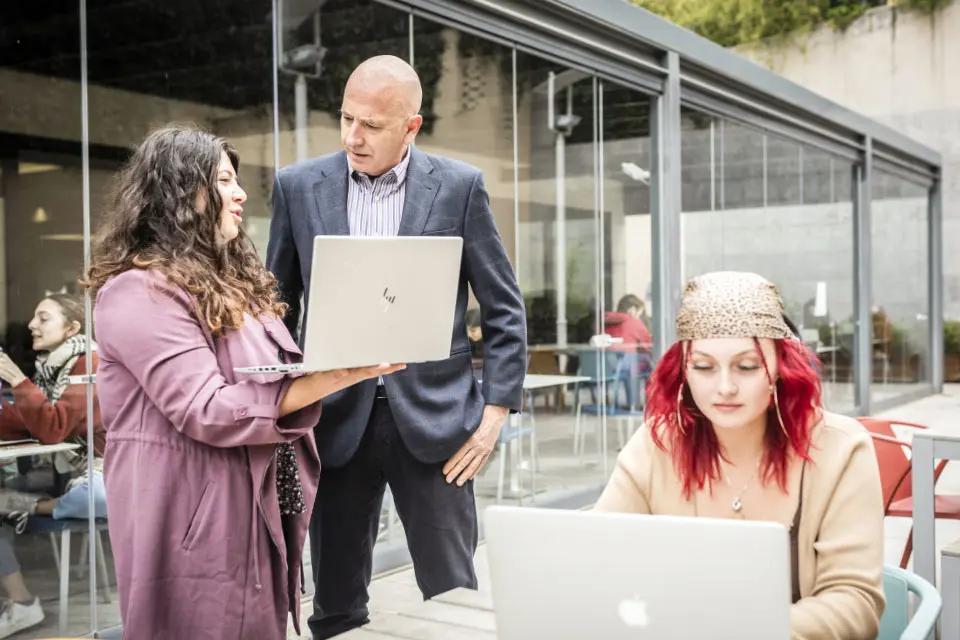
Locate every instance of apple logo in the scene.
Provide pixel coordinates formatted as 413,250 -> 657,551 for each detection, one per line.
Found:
618,595 -> 650,628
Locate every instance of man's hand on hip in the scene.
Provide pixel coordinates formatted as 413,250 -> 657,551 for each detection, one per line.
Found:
443,404 -> 510,486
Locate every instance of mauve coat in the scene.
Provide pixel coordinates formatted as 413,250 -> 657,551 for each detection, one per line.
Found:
93,269 -> 323,639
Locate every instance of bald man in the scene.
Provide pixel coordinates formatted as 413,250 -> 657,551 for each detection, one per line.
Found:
266,55 -> 527,639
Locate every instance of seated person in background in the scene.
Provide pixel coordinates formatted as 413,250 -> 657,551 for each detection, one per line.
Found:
0,293 -> 105,637
603,294 -> 652,352
595,271 -> 885,640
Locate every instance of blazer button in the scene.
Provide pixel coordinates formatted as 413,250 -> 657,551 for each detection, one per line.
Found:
239,409 -> 248,417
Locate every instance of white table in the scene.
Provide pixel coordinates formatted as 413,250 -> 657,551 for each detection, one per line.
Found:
521,374 -> 591,391
0,441 -> 80,462
911,428 -> 960,639
525,343 -> 590,353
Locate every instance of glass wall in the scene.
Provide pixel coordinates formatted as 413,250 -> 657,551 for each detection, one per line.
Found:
404,21 -> 655,525
0,3 -> 99,637
0,0 -> 939,637
598,80 -> 655,474
82,0 -> 281,630
277,0 -> 414,588
870,170 -> 931,404
679,108 -> 858,413
277,0 -> 409,170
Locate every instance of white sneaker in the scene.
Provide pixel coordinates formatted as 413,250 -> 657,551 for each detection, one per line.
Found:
0,490 -> 39,516
0,597 -> 44,638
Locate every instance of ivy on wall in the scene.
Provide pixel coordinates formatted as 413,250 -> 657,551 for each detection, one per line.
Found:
627,0 -> 950,47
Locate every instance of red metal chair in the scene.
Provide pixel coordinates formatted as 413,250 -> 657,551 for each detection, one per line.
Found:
857,417 -> 960,568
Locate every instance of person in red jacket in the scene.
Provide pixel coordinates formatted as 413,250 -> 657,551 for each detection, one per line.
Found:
603,294 -> 653,353
0,293 -> 104,637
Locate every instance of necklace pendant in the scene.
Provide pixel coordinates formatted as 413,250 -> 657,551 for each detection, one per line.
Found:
732,497 -> 742,512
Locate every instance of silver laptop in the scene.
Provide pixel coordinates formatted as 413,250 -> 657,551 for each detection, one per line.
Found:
483,506 -> 791,640
236,235 -> 463,374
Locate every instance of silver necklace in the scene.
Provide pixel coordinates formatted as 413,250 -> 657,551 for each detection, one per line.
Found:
718,454 -> 762,513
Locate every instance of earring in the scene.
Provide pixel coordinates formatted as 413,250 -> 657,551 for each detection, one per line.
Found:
675,384 -> 686,436
772,384 -> 788,438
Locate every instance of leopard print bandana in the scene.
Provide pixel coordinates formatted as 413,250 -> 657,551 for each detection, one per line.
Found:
676,271 -> 793,341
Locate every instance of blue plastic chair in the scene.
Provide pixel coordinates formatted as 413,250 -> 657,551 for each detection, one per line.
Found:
574,353 -> 645,460
572,350 -> 620,404
615,352 -> 652,410
878,564 -> 941,640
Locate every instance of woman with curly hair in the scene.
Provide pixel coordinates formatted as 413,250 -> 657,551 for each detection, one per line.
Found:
86,126 -> 402,639
595,271 -> 885,640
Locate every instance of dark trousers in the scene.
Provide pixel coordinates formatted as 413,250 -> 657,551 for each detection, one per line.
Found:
307,396 -> 479,639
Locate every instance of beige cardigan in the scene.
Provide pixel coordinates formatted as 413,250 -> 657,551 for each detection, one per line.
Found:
594,411 -> 886,640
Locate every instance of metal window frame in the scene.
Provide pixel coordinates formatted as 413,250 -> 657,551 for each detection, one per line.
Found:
929,180 -> 944,391
517,0 -> 940,168
381,0 -> 667,94
385,0 -> 942,410
680,81 -> 863,163
853,153 -> 872,414
650,51 -> 682,355
71,0 -> 946,633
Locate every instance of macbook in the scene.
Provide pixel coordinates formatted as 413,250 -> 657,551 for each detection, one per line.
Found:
483,506 -> 791,639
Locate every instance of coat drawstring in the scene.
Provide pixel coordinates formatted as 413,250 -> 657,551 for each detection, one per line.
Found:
252,491 -> 262,592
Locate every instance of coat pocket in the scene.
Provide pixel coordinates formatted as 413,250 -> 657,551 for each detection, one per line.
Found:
181,481 -> 215,551
421,226 -> 458,236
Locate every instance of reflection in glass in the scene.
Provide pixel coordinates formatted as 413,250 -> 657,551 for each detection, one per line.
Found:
870,171 -> 930,404
680,109 -> 857,412
599,80 -> 654,413
515,52 -> 613,490
413,23 -> 517,266
594,81 -> 654,491
0,3 -> 99,636
279,0 -> 410,167
83,0 -> 280,625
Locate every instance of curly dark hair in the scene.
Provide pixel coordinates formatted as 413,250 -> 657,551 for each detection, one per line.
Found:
84,125 -> 286,335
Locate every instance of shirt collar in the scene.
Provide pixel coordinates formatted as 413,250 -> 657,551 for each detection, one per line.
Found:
349,147 -> 411,189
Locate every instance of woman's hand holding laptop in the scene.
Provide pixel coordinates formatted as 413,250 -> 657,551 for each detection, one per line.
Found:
279,362 -> 406,417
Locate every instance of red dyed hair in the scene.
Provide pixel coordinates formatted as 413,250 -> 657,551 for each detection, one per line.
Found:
646,338 -> 821,499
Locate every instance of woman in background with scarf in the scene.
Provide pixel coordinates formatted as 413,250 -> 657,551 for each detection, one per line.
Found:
0,292 -> 105,637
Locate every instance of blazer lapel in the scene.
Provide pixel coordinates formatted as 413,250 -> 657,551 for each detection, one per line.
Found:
313,152 -> 350,236
398,148 -> 441,237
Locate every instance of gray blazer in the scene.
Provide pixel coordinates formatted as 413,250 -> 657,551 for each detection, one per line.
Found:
266,148 -> 527,467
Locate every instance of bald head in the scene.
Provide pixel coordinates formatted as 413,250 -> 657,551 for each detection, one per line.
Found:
340,55 -> 424,177
345,55 -> 422,115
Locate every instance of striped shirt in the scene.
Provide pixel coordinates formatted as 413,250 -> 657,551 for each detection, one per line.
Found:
346,150 -> 410,237
347,151 -> 410,385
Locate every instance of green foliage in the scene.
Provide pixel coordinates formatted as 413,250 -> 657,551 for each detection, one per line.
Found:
944,320 -> 960,355
627,0 -> 948,47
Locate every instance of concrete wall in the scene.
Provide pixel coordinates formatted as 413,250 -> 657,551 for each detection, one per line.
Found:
736,1 -> 960,318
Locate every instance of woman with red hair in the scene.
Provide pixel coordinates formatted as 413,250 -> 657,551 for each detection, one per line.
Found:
595,271 -> 884,640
